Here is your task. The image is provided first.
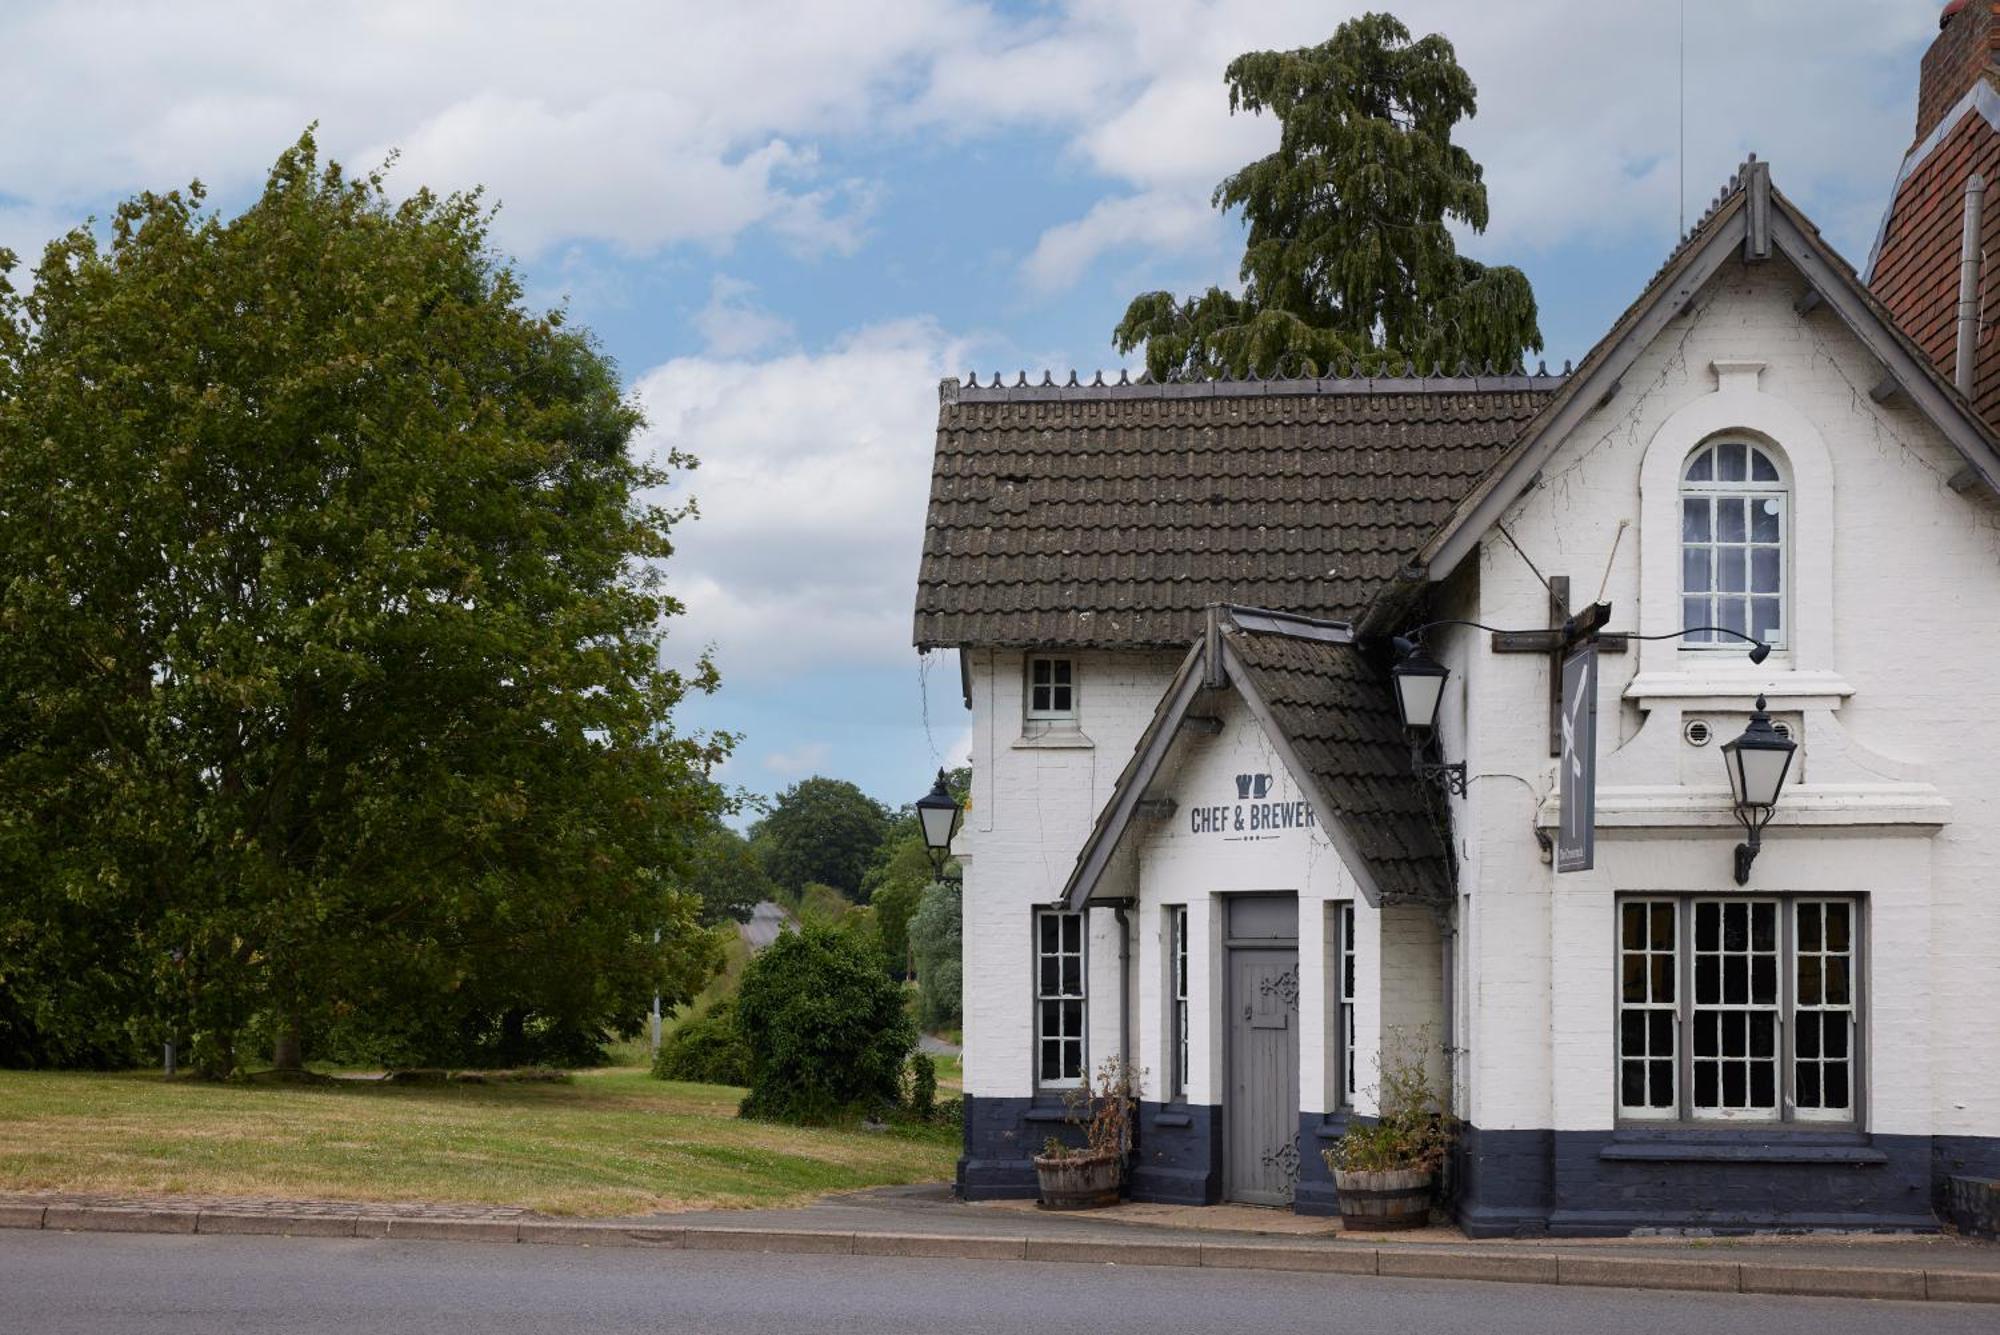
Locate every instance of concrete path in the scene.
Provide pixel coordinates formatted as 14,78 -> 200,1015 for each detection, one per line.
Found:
5,1230 -> 1998,1335
916,1033 -> 961,1056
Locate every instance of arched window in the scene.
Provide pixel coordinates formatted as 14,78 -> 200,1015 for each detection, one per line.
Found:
1681,440 -> 1786,647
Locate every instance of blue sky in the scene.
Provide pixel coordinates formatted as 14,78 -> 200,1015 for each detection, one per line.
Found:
0,1 -> 1942,816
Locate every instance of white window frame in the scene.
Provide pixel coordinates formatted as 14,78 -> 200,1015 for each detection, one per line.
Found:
1791,899 -> 1859,1124
1035,909 -> 1087,1090
1169,906 -> 1189,1101
1632,371 -> 1839,684
1679,439 -> 1788,651
1337,902 -> 1357,1106
1615,895 -> 1861,1126
1024,655 -> 1077,723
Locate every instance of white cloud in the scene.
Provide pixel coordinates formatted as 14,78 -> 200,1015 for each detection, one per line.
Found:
762,741 -> 832,776
974,1 -> 1936,287
636,317 -> 977,681
944,724 -> 972,771
0,1 -> 1936,281
694,276 -> 795,358
0,0 -> 973,262
1021,190 -> 1222,295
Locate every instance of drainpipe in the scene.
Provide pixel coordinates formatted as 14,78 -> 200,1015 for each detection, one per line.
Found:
1112,903 -> 1133,1071
1956,173 -> 1986,398
1111,901 -> 1136,1165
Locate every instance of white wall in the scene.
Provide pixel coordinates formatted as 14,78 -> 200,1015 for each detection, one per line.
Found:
1129,691 -> 1362,1113
1452,257 -> 2000,1142
959,651 -> 1405,1119
957,647 -> 1179,1100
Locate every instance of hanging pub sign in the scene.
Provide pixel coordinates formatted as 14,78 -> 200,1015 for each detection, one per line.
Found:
1556,643 -> 1598,873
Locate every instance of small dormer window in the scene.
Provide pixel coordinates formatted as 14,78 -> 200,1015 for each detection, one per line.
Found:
1026,655 -> 1076,722
1681,440 -> 1787,649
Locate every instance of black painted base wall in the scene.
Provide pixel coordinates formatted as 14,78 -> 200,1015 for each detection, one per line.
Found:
1458,1124 -> 2000,1237
958,1095 -> 1224,1204
1128,1102 -> 1223,1204
957,1095 -> 1051,1200
1293,1112 -> 1348,1216
967,1100 -> 2000,1234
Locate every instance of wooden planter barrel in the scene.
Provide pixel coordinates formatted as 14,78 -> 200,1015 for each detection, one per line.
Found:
1033,1150 -> 1122,1210
1332,1167 -> 1433,1231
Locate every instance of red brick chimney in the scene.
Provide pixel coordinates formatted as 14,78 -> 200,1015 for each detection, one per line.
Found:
1870,2 -> 2000,427
1916,3 -> 2000,144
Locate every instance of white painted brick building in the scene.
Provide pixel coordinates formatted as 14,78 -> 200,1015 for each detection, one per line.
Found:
915,145 -> 2000,1233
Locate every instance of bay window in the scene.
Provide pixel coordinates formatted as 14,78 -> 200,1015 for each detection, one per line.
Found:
1617,896 -> 1858,1123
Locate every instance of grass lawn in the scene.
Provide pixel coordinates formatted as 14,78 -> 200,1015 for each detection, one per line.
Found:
0,1067 -> 957,1218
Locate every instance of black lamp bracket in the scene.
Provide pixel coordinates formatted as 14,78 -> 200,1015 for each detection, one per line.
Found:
1418,759 -> 1469,797
1407,739 -> 1468,797
1732,804 -> 1778,885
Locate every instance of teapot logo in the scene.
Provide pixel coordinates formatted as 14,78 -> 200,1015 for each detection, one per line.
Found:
1235,774 -> 1272,800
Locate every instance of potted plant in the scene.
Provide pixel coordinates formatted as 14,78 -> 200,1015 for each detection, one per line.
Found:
1033,1057 -> 1140,1210
1323,1031 -> 1454,1232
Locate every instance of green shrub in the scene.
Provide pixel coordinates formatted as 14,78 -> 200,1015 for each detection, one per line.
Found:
906,1051 -> 937,1120
651,1000 -> 750,1087
735,925 -> 914,1123
909,879 -> 961,1030
1324,1028 -> 1455,1175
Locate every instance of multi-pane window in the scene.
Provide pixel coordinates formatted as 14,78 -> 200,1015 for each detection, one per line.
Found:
1681,440 -> 1786,648
1692,900 -> 1780,1115
1026,656 -> 1076,720
1169,906 -> 1189,1100
1036,910 -> 1086,1087
1617,897 -> 1859,1123
1793,901 -> 1857,1120
1338,902 -> 1357,1104
1619,900 -> 1679,1113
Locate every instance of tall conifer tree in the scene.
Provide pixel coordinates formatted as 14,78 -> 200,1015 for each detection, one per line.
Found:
1115,13 -> 1543,380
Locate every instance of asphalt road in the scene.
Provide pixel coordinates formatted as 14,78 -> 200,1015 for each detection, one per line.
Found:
1,1232 -> 1991,1335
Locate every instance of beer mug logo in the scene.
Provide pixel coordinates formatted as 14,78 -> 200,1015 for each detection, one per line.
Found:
1235,774 -> 1272,800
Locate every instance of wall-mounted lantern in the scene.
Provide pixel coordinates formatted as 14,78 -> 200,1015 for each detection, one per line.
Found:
1389,611 -> 1776,818
1390,638 -> 1450,734
1721,695 -> 1797,884
916,769 -> 964,877
1390,637 -> 1466,795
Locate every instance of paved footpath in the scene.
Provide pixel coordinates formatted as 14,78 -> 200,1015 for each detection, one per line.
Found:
5,1184 -> 1997,1306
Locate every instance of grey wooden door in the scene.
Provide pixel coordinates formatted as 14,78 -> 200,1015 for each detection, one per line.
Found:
1225,946 -> 1301,1205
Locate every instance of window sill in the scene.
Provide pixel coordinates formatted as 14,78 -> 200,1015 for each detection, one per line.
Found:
1012,729 -> 1094,751
1023,1103 -> 1075,1123
1600,1128 -> 1883,1165
1624,667 -> 1853,710
1151,1110 -> 1194,1128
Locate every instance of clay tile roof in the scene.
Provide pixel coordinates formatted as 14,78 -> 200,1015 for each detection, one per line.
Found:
1223,624 -> 1449,906
913,373 -> 1563,650
1056,607 -> 1449,910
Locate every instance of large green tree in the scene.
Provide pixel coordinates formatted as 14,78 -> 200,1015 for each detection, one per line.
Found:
859,764 -> 969,979
1115,12 -> 1542,381
684,817 -> 771,927
752,778 -> 888,903
0,133 -> 727,1075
